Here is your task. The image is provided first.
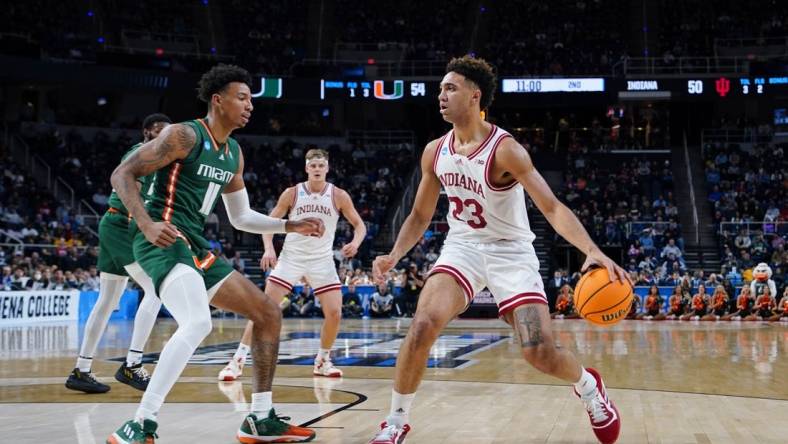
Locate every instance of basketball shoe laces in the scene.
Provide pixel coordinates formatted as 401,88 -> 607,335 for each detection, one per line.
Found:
84,371 -> 101,384
377,423 -> 401,440
582,389 -> 609,423
131,365 -> 150,381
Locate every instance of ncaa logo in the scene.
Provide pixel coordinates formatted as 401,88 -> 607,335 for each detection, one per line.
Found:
441,146 -> 448,155
203,141 -> 211,151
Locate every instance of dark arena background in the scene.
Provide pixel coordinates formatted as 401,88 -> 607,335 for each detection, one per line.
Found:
0,1 -> 786,443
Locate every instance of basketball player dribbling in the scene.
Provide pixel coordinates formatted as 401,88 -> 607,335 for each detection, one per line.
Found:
218,148 -> 366,380
368,56 -> 630,444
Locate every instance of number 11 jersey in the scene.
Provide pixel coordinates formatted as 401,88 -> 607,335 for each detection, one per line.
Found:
432,124 -> 535,244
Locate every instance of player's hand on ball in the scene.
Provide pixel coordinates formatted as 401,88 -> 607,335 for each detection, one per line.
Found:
287,217 -> 325,237
581,248 -> 632,286
372,254 -> 397,285
341,243 -> 358,258
260,250 -> 278,270
141,221 -> 180,248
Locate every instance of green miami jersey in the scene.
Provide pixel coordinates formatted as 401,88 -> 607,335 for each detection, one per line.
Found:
145,119 -> 240,241
107,143 -> 155,213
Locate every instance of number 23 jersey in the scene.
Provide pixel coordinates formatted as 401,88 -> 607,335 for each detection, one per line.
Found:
433,124 -> 535,244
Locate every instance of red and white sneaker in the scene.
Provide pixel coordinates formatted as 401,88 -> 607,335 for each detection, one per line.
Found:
218,357 -> 244,381
313,358 -> 343,377
574,367 -> 621,444
368,421 -> 410,444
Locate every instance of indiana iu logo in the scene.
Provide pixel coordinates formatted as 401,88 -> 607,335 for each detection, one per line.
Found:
715,77 -> 731,97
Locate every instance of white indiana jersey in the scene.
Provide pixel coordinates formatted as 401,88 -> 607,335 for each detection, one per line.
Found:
433,124 -> 535,244
281,182 -> 339,260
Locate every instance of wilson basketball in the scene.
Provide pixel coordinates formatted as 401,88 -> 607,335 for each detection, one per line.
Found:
574,267 -> 633,326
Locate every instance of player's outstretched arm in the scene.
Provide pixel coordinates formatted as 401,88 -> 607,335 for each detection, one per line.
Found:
372,140 -> 441,282
335,187 -> 367,258
222,150 -> 324,237
111,123 -> 195,247
260,187 -> 295,270
495,138 -> 631,285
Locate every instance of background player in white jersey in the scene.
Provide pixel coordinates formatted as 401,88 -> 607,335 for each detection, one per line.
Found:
66,114 -> 169,394
369,56 -> 632,444
219,148 -> 367,380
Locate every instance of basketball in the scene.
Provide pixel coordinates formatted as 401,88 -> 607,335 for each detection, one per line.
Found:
573,267 -> 633,326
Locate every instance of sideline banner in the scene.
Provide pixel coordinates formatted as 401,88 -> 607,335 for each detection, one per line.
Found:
0,290 -> 80,325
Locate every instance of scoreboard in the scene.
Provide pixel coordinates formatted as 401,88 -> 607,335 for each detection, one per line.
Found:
250,76 -> 788,102
615,76 -> 788,99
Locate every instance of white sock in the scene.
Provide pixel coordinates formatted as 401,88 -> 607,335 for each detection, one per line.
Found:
387,390 -> 415,426
126,350 -> 143,367
574,368 -> 597,398
76,272 -> 128,371
251,391 -> 272,416
235,343 -> 251,365
317,348 -> 331,361
76,356 -> 92,372
134,265 -> 212,422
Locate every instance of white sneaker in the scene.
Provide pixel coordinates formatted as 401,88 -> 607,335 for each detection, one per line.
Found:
218,357 -> 244,381
368,421 -> 411,444
313,358 -> 343,377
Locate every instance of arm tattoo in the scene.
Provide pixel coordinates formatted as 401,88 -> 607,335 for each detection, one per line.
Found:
251,339 -> 279,393
514,305 -> 544,348
111,124 -> 195,224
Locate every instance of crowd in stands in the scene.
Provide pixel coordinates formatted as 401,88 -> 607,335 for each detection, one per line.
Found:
657,0 -> 788,62
559,153 -> 684,277
222,0 -> 306,76
333,0 -> 470,63
484,0 -> 625,76
7,1 -> 785,78
704,141 -> 787,287
2,152 -> 100,289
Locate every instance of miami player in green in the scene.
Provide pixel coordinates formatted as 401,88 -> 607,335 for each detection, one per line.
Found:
106,65 -> 323,444
66,113 -> 171,394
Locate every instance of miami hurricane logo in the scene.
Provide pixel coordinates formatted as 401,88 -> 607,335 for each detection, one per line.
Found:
252,77 -> 283,99
374,80 -> 404,100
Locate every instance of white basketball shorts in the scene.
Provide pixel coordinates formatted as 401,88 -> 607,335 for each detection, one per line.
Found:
429,239 -> 547,316
267,252 -> 341,296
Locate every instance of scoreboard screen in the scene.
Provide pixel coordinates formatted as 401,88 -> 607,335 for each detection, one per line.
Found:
249,76 -> 788,102
617,76 -> 788,99
320,79 -> 434,101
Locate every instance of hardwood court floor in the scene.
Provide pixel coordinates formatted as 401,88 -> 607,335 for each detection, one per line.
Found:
1,317 -> 786,443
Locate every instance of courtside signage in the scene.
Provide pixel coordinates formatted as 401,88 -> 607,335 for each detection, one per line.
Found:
0,290 -> 80,324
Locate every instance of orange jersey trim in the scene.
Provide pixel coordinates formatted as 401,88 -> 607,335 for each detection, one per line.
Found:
162,162 -> 183,221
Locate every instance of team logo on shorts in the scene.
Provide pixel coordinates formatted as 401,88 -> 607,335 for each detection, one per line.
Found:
112,331 -> 509,369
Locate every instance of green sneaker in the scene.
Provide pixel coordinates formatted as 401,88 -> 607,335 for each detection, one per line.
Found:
237,409 -> 316,443
107,419 -> 158,444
